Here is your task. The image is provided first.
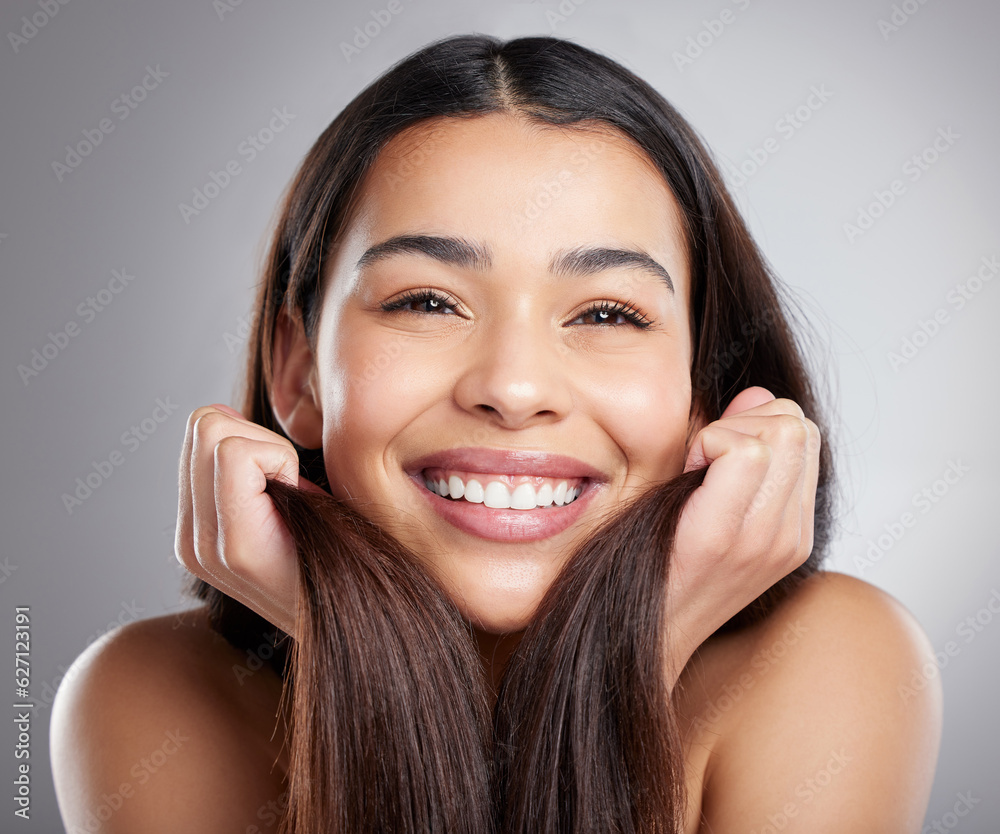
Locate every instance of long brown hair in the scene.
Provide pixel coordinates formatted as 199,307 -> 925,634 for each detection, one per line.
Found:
183,34 -> 839,832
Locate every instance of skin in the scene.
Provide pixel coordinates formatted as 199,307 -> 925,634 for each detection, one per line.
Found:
51,112 -> 943,832
278,113 -> 698,670
266,114 -> 823,686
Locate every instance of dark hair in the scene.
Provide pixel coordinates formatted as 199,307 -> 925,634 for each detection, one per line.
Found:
183,33 -> 839,833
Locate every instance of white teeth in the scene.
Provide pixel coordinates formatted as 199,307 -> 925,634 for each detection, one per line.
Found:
511,483 -> 537,510
484,481 -> 512,509
422,472 -> 582,510
464,478 -> 485,503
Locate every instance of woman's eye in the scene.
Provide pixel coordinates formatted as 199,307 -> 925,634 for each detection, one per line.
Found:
380,289 -> 460,315
570,301 -> 652,329
380,290 -> 653,330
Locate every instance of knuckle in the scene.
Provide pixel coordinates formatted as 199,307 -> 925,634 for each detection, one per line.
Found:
191,515 -> 219,562
773,397 -> 806,420
267,434 -> 298,460
174,542 -> 194,571
185,407 -> 204,433
192,409 -> 227,437
219,547 -> 250,578
187,406 -> 220,435
742,437 -> 772,465
213,434 -> 248,466
775,413 -> 809,446
194,532 -> 218,569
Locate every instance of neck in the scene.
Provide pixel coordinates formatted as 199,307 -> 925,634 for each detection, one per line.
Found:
472,626 -> 524,698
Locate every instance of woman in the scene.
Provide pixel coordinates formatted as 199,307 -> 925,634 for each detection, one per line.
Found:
52,34 -> 942,833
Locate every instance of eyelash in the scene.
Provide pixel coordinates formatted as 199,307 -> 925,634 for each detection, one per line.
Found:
379,288 -> 654,330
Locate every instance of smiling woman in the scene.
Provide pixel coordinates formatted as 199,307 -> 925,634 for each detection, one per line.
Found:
51,33 -> 942,834
291,111 -> 702,642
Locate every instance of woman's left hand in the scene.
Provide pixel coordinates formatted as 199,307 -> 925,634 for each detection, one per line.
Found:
662,386 -> 822,685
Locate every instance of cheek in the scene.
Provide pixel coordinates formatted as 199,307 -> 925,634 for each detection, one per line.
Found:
315,320 -> 401,483
319,321 -> 440,460
584,359 -> 691,480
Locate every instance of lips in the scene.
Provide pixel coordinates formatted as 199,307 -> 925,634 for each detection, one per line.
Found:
422,468 -> 586,509
404,447 -> 609,482
403,447 -> 607,543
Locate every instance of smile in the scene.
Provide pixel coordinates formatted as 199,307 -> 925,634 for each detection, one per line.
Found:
408,470 -> 599,543
402,447 -> 606,542
421,467 -> 586,510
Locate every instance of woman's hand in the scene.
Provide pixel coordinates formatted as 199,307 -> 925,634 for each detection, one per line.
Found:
175,403 -> 324,640
664,386 -> 821,685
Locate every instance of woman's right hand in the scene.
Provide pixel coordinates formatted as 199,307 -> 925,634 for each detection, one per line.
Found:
663,386 -> 822,686
175,403 -> 324,640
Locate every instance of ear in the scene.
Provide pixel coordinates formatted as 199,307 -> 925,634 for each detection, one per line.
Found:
270,308 -> 323,449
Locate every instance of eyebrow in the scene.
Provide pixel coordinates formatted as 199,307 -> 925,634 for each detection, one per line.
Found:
552,245 -> 674,294
355,234 -> 674,294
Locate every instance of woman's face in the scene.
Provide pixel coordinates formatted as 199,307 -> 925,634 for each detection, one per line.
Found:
279,113 -> 696,636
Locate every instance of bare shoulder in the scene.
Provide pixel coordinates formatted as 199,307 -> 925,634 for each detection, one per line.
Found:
677,570 -> 943,832
51,605 -> 290,834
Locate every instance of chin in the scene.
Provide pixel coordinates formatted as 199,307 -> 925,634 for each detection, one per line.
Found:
447,583 -> 546,636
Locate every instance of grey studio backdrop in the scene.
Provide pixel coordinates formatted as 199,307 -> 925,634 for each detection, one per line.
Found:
2,0 -> 998,830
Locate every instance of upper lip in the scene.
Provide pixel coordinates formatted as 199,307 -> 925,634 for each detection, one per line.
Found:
406,447 -> 609,483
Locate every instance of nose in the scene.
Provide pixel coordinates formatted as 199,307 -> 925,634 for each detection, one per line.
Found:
452,313 -> 574,430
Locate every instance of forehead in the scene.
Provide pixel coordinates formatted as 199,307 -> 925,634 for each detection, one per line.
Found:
336,112 -> 690,299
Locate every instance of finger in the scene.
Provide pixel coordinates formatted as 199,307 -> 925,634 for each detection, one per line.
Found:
681,425 -> 773,533
208,402 -> 327,496
740,418 -> 821,573
189,409 -> 296,571
209,402 -> 246,420
791,419 -> 822,561
719,386 -> 776,419
214,435 -> 301,531
686,407 -> 807,465
214,435 -> 300,585
176,405 -> 226,572
720,395 -> 805,423
175,406 -> 302,639
707,411 -> 810,465
720,412 -> 812,526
